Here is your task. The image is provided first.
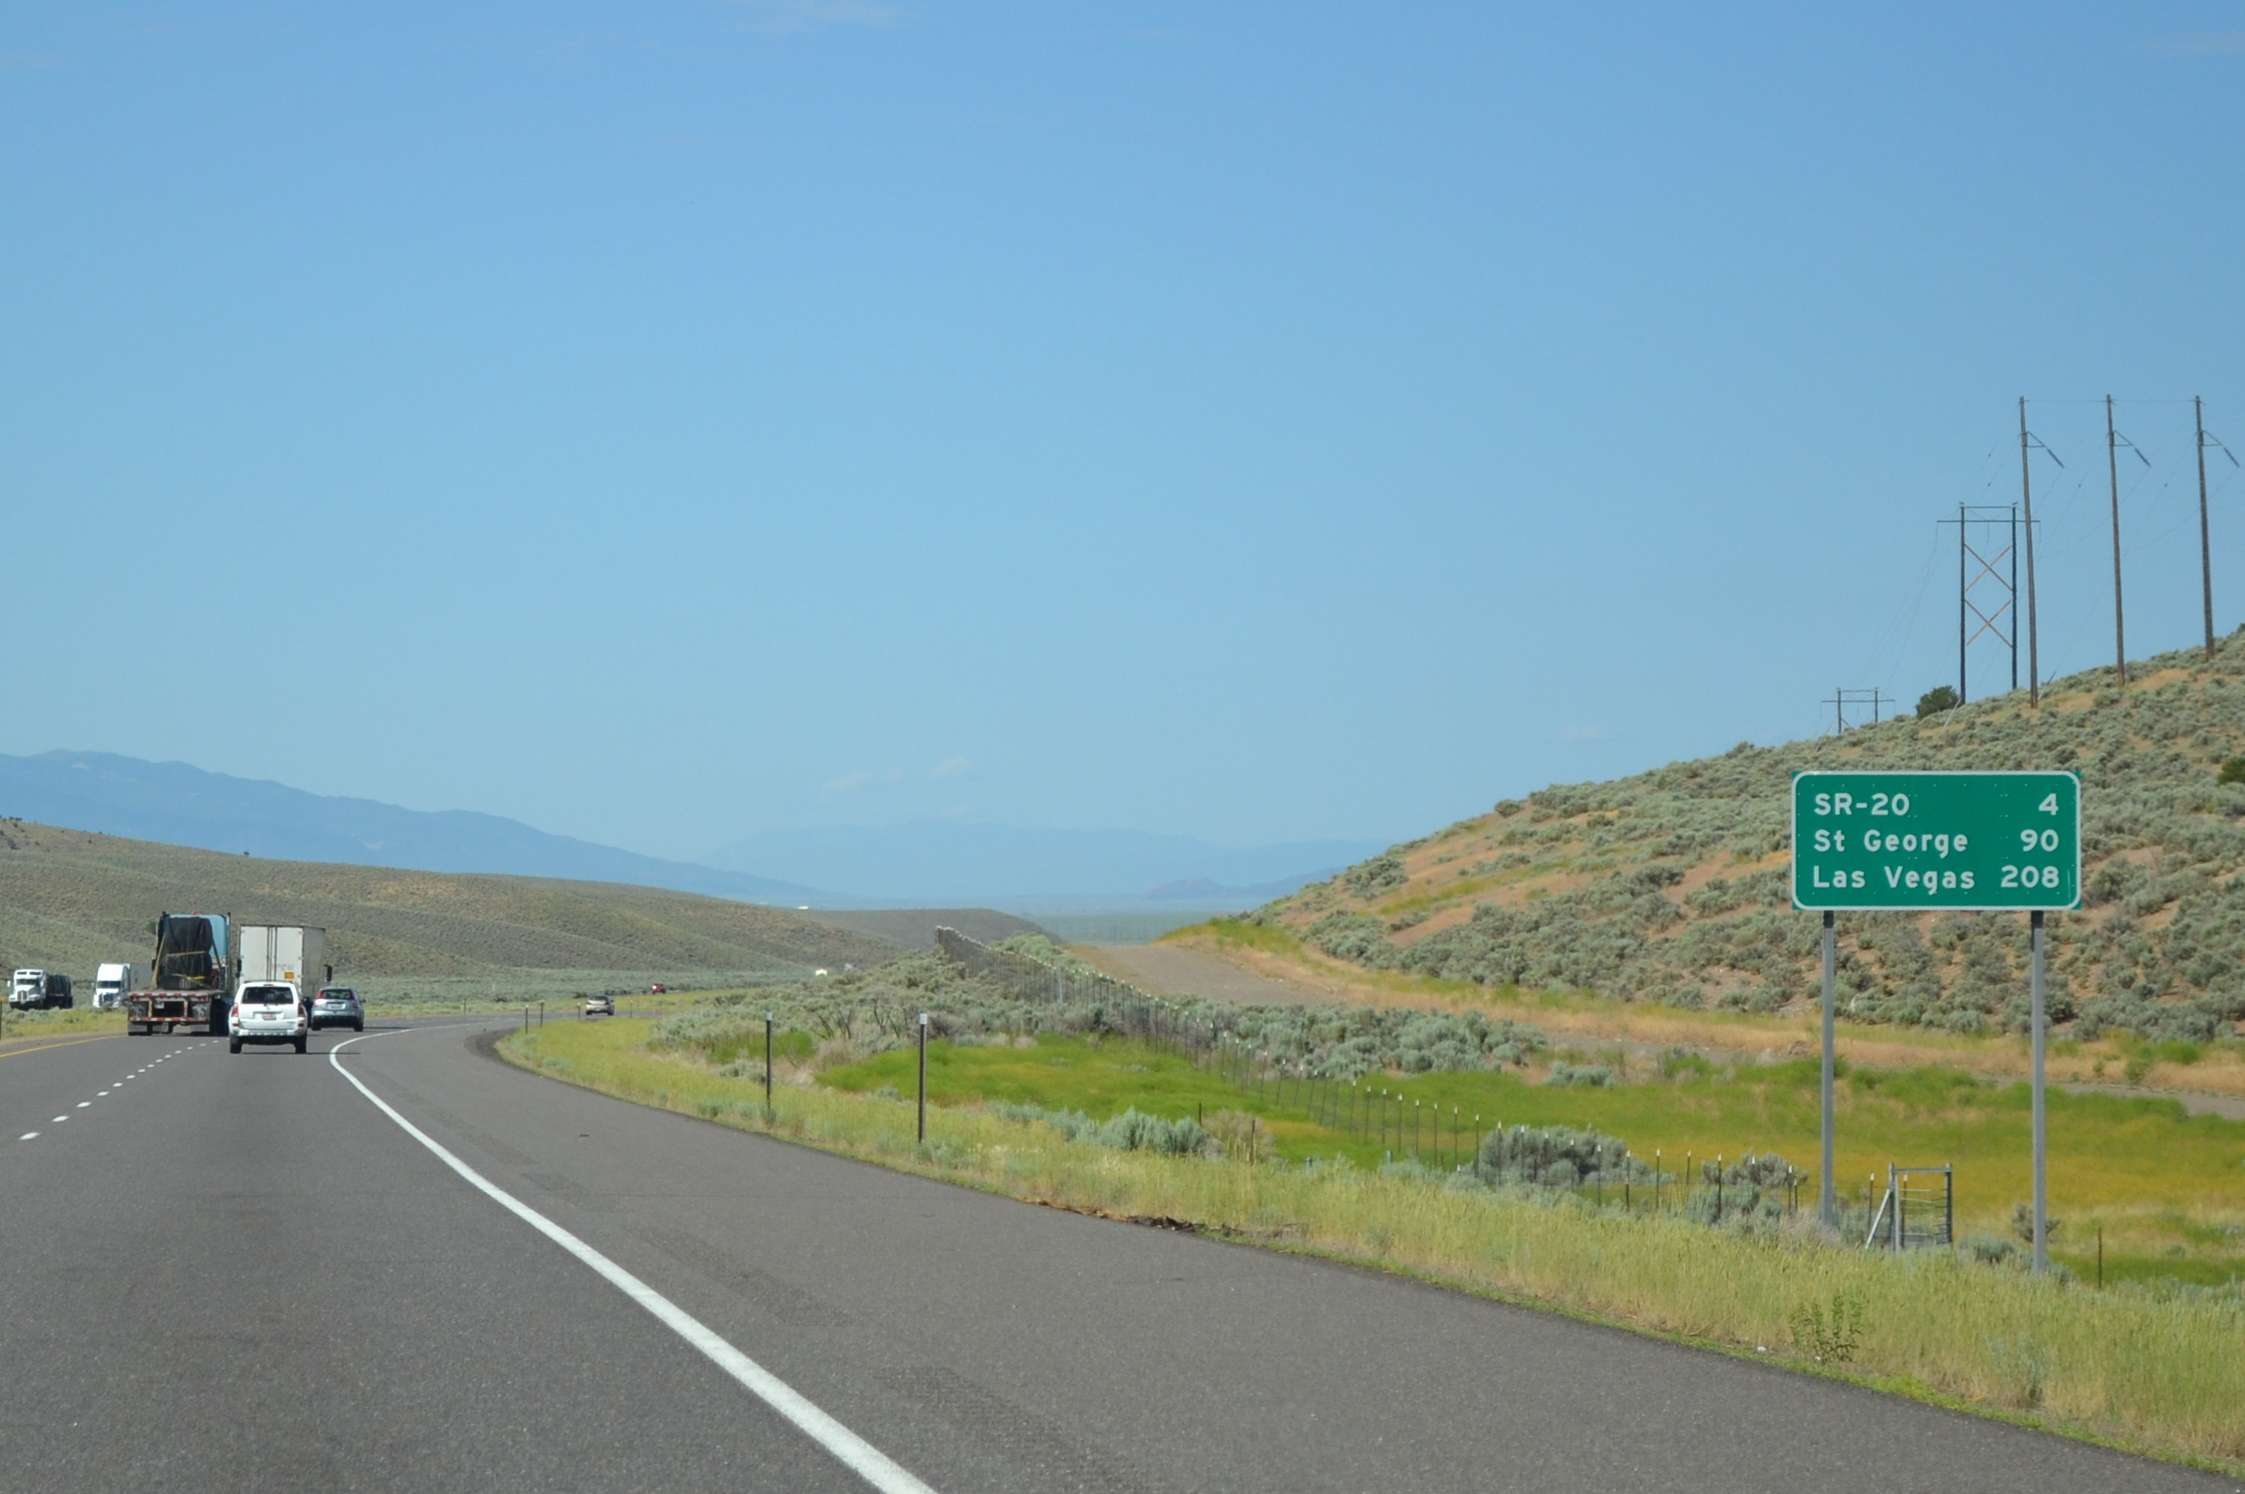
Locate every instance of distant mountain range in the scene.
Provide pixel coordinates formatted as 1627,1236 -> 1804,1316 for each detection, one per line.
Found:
0,751 -> 819,903
700,821 -> 1377,904
0,751 -> 1378,909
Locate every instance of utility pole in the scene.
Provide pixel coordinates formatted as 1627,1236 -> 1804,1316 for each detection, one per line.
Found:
2201,396 -> 2216,660
1823,688 -> 1888,734
1957,503 -> 1967,701
2019,399 -> 2044,706
2199,399 -> 2236,659
2108,395 -> 2127,685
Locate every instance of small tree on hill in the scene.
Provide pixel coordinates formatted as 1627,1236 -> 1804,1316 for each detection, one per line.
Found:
1916,685 -> 1961,718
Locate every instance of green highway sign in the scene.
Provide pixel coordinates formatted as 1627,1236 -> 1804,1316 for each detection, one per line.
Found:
1791,771 -> 2081,911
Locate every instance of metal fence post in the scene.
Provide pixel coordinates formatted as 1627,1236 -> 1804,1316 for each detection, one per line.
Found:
764,1012 -> 774,1118
917,1011 -> 928,1143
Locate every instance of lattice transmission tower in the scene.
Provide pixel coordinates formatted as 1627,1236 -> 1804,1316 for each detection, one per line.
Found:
1937,504 -> 2022,702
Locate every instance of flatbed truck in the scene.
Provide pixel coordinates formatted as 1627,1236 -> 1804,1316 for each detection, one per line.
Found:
126,913 -> 235,1036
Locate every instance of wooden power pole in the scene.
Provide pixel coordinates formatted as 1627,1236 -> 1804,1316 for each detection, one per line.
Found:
2201,396 -> 2217,661
2019,398 -> 2042,706
2108,394 -> 2128,687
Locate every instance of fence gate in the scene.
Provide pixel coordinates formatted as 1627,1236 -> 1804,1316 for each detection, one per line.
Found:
1864,1164 -> 1953,1251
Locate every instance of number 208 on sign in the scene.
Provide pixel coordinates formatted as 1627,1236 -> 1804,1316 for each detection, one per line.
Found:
1790,771 -> 2080,911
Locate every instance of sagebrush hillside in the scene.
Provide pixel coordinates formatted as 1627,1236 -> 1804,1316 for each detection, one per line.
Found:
0,821 -> 897,987
1248,638 -> 2245,1043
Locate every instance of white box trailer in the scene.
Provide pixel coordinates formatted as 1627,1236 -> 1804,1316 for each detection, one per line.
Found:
236,926 -> 331,997
94,962 -> 146,1010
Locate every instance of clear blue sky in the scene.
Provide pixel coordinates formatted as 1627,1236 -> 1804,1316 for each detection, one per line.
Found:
4,3 -> 2241,863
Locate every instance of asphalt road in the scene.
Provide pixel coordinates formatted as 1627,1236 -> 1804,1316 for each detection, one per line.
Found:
1,1019 -> 2233,1493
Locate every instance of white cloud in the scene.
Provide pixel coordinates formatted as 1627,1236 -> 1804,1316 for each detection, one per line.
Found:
1558,723 -> 1610,743
930,756 -> 973,780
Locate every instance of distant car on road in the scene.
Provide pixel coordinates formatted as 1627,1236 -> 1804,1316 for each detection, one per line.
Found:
230,983 -> 308,1054
648,983 -> 667,995
585,994 -> 615,1017
311,986 -> 363,1032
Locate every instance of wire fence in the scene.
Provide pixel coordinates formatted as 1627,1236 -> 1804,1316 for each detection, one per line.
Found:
933,928 -> 1948,1241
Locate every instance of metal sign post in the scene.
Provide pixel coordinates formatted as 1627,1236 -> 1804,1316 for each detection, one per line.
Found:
2031,910 -> 2048,1273
1820,910 -> 1835,1227
1793,771 -> 2081,1259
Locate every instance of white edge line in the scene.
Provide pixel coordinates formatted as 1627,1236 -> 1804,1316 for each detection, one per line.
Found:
328,1031 -> 936,1494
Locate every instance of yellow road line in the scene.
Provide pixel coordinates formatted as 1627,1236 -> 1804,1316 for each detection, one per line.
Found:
0,1032 -> 126,1060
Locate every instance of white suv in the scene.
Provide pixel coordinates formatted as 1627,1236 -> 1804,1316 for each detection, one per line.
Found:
230,983 -> 309,1054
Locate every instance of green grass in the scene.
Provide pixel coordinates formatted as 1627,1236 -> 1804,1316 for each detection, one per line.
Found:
817,1033 -> 2245,1281
0,1004 -> 127,1042
504,1016 -> 2245,1472
1179,917 -> 1309,958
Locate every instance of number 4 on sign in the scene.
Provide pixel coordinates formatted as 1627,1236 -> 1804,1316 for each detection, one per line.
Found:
2039,794 -> 2059,815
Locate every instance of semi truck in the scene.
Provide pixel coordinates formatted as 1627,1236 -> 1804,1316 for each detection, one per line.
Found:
9,970 -> 73,1009
237,925 -> 330,996
126,913 -> 234,1035
93,962 -> 146,1010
